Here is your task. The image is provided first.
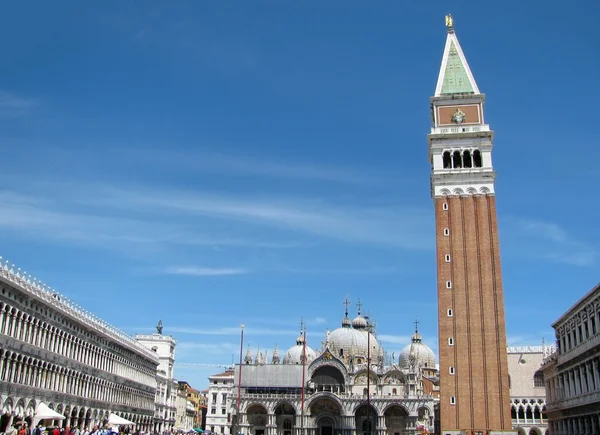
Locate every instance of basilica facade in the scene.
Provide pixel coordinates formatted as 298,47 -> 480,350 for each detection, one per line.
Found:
229,306 -> 438,435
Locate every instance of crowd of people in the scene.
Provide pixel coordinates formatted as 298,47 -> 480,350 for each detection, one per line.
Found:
4,423 -> 134,435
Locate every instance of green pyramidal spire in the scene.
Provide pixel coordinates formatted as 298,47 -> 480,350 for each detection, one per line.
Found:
435,18 -> 480,97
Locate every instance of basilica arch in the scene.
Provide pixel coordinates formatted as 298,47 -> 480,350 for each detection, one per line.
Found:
274,402 -> 296,435
310,365 -> 346,394
309,397 -> 341,435
354,404 -> 377,435
382,405 -> 409,435
246,404 -> 269,435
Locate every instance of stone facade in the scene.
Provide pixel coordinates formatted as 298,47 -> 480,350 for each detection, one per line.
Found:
136,330 -> 178,433
206,370 -> 235,435
0,259 -> 158,432
231,352 -> 435,435
507,346 -> 552,435
541,283 -> 600,435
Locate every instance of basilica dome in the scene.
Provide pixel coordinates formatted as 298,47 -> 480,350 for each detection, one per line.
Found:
283,333 -> 317,365
399,331 -> 436,370
328,314 -> 381,365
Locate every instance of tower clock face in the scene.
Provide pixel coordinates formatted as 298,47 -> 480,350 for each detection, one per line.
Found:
451,108 -> 466,124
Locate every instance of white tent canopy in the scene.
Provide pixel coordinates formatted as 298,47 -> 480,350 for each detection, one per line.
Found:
108,414 -> 135,426
32,402 -> 66,427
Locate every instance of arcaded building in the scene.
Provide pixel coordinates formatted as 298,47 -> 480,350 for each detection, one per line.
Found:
541,283 -> 600,435
0,259 -> 158,431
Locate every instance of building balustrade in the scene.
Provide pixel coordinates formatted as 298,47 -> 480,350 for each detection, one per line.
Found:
546,389 -> 600,411
557,333 -> 600,366
239,391 -> 433,401
430,124 -> 490,135
511,418 -> 547,426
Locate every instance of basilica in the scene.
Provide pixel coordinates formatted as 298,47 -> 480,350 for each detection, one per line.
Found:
216,303 -> 439,435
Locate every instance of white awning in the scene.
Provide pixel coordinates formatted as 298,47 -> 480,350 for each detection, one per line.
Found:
108,414 -> 135,426
35,403 -> 65,420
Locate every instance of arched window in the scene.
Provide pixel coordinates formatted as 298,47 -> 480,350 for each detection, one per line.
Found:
452,151 -> 462,168
534,371 -> 544,387
339,349 -> 344,357
463,150 -> 472,168
443,151 -> 452,169
392,388 -> 397,395
473,150 -> 482,167
363,388 -> 368,396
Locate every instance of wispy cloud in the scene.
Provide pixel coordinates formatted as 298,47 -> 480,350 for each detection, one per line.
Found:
99,186 -> 432,250
517,219 -> 596,266
176,341 -> 240,354
0,183 -> 433,253
166,266 -> 250,276
168,326 -> 300,336
0,91 -> 38,115
141,150 -> 383,185
377,334 -> 411,345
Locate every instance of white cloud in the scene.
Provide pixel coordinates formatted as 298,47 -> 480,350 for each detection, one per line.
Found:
166,267 -> 250,276
517,219 -> 596,266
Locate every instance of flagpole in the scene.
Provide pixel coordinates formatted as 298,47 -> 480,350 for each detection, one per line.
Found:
237,324 -> 245,434
366,318 -> 371,433
301,323 -> 307,435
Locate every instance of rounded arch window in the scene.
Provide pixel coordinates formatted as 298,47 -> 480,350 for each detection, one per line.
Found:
311,365 -> 345,386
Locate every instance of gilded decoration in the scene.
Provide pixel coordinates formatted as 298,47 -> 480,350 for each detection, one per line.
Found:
310,398 -> 340,415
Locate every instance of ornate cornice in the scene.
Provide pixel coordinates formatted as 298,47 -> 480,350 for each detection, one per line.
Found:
0,256 -> 158,362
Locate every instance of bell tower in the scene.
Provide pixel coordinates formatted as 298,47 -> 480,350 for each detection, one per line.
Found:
428,16 -> 514,435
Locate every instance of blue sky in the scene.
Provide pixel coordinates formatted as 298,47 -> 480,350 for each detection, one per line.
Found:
1,1 -> 598,389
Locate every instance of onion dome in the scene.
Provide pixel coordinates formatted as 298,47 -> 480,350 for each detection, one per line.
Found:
283,333 -> 317,365
399,329 -> 436,370
342,313 -> 351,328
352,314 -> 368,330
328,312 -> 381,365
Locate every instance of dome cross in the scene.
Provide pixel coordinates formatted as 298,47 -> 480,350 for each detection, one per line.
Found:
356,298 -> 363,315
343,296 -> 351,315
414,318 -> 420,333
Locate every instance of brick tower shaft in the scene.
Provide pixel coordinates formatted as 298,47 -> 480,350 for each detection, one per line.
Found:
428,16 -> 514,435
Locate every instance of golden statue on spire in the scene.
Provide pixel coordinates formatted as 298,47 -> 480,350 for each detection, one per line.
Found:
445,14 -> 454,29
